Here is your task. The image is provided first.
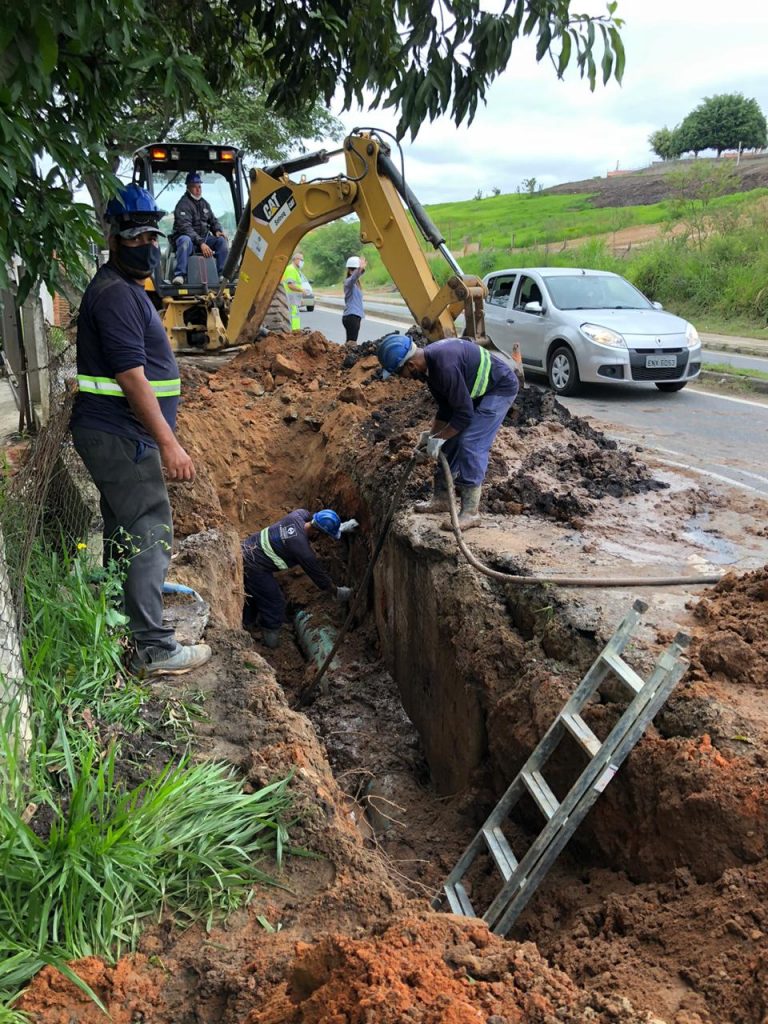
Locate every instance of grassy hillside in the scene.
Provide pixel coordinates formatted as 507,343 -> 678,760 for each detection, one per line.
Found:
301,170 -> 768,332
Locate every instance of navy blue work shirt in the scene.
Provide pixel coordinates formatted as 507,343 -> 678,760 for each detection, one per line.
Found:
70,263 -> 180,444
424,338 -> 519,433
242,509 -> 334,591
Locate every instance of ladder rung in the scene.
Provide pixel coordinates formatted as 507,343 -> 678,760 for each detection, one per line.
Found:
601,649 -> 645,694
561,712 -> 602,758
522,770 -> 560,820
445,882 -> 475,917
483,827 -> 518,882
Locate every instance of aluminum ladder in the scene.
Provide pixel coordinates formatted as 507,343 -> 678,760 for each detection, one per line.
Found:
433,599 -> 690,936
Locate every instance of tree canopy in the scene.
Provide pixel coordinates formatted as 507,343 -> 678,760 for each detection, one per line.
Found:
649,93 -> 767,161
1,0 -> 625,300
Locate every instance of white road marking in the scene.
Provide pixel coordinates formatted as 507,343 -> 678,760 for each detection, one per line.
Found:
651,446 -> 768,487
652,456 -> 766,495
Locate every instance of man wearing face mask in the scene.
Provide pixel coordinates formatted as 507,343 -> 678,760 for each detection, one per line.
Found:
377,334 -> 519,530
282,250 -> 305,331
70,184 -> 212,678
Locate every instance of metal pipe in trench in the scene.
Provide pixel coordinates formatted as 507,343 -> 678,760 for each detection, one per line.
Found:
294,610 -> 340,673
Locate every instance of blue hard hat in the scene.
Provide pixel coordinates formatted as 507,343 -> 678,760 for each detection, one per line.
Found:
377,334 -> 414,378
186,171 -> 203,185
312,509 -> 342,539
105,184 -> 166,238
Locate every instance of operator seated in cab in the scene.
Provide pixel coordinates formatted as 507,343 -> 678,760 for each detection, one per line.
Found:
170,171 -> 229,286
377,334 -> 519,531
242,508 -> 358,649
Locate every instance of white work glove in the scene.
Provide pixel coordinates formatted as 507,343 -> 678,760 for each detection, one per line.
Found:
426,435 -> 446,461
335,586 -> 353,602
415,430 -> 431,450
338,519 -> 359,535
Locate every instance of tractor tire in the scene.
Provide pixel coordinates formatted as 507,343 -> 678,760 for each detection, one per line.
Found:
262,284 -> 291,333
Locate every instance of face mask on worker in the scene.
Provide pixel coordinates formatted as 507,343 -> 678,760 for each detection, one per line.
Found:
117,241 -> 161,279
296,258 -> 304,269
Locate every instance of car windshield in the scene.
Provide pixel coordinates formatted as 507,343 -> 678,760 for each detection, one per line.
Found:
151,170 -> 237,256
543,274 -> 652,311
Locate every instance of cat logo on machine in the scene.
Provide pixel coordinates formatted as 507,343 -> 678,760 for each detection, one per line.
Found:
253,186 -> 296,234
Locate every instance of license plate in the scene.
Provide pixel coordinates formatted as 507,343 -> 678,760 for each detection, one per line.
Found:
645,355 -> 677,369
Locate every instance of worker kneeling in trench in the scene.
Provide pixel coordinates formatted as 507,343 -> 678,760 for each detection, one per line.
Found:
377,335 -> 519,530
242,508 -> 358,648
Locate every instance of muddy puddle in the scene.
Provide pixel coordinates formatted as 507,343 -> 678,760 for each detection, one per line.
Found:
22,332 -> 768,1024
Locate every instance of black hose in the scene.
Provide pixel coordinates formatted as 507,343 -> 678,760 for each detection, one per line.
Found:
438,454 -> 722,588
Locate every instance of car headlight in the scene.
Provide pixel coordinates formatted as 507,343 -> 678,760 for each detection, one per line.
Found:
686,324 -> 701,348
580,323 -> 627,348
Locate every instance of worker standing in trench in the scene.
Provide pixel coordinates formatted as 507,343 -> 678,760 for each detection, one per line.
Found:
242,509 -> 358,648
377,334 -> 519,530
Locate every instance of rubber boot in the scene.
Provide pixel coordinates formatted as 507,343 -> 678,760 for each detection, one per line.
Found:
262,627 -> 281,649
414,479 -> 451,514
442,486 -> 482,531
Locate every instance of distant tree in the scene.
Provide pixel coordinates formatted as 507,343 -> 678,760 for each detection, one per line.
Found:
648,127 -> 681,161
491,186 -> 501,196
659,94 -> 768,161
694,93 -> 767,155
473,189 -> 484,201
521,177 -> 538,195
301,220 -> 362,285
674,108 -> 709,158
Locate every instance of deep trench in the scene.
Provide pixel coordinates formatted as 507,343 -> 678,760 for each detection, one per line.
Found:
165,337 -> 768,1024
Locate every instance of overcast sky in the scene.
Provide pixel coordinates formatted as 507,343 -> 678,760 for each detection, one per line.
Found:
312,0 -> 768,204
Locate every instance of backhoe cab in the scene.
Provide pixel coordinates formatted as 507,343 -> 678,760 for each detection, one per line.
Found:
134,131 -> 487,353
132,141 -> 247,350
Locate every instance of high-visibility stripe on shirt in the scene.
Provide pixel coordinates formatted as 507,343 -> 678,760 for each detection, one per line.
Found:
259,527 -> 289,570
470,347 -> 492,399
77,374 -> 181,398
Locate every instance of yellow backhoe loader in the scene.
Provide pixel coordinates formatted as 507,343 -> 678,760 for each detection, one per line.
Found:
132,131 -> 486,352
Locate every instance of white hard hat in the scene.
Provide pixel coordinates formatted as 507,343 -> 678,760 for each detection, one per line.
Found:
345,256 -> 361,269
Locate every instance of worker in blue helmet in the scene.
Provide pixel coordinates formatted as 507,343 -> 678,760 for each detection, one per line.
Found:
377,333 -> 519,530
170,171 -> 229,286
242,508 -> 359,648
70,183 -> 212,678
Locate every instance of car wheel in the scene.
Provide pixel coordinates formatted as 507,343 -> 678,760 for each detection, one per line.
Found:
548,345 -> 580,396
655,381 -> 687,392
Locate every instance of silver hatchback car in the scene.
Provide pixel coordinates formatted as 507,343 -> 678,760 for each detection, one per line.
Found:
482,267 -> 702,395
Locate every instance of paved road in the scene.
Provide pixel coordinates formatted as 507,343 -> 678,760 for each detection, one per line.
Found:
304,305 -> 768,497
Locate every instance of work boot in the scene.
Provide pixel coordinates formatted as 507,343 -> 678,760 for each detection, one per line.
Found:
262,627 -> 281,649
131,641 -> 212,677
414,483 -> 451,514
172,275 -> 184,286
441,486 -> 482,532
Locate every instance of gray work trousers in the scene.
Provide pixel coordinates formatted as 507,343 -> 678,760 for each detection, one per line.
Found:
71,427 -> 175,652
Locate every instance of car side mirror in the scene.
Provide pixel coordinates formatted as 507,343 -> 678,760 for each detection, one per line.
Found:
524,300 -> 543,314
652,300 -> 663,310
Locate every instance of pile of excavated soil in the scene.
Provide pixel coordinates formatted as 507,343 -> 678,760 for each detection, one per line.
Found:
172,331 -> 666,536
688,567 -> 768,688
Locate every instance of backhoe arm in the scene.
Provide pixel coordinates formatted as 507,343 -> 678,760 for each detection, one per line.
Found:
226,132 -> 486,345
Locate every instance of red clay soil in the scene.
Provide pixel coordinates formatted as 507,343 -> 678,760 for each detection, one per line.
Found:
18,332 -> 768,1023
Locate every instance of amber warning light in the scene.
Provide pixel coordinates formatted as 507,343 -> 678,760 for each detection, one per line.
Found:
220,149 -> 236,161
150,147 -> 168,160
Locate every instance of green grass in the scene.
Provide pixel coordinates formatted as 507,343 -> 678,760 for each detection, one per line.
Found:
703,362 -> 768,381
0,722 -> 292,1003
0,537 -> 295,1014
